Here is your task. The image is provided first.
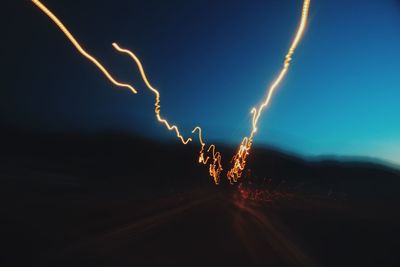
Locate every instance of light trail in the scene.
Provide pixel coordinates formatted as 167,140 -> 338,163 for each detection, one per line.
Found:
192,127 -> 210,164
112,44 -> 223,182
192,127 -> 223,184
227,0 -> 311,182
112,43 -> 192,144
31,0 -> 137,94
207,145 -> 223,185
32,0 -> 222,183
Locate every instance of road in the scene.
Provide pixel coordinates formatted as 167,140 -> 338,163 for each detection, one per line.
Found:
35,191 -> 315,267
2,187 -> 399,267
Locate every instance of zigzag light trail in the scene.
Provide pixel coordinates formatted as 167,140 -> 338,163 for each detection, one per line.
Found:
207,145 -> 223,184
192,127 -> 210,165
112,43 -> 224,183
31,0 -> 137,94
227,0 -> 311,182
111,43 -> 191,145
192,127 -> 223,184
32,0 -> 223,183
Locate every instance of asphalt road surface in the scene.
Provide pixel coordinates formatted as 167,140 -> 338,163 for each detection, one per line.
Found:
4,188 -> 396,267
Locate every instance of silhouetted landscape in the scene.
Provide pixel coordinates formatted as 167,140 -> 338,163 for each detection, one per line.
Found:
1,130 -> 399,266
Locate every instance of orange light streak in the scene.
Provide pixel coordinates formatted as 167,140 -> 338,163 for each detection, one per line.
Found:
192,127 -> 210,164
112,44 -> 224,182
31,0 -> 137,94
207,145 -> 223,185
192,127 -> 223,184
112,43 -> 192,145
228,0 -> 311,182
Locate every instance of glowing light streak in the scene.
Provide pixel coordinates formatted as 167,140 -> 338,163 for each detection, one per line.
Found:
192,127 -> 223,184
228,0 -> 311,182
31,0 -> 137,94
192,127 -> 210,164
207,145 -> 223,185
112,43 -> 192,145
112,44 -> 224,182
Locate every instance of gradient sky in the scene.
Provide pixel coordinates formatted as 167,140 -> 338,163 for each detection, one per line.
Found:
3,0 -> 400,165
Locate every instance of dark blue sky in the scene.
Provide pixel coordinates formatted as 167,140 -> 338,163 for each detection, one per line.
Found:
3,0 -> 400,165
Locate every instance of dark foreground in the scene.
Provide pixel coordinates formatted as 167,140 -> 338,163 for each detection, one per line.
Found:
2,186 -> 400,267
1,133 -> 400,266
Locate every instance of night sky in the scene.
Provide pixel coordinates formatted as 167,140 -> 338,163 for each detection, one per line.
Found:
3,0 -> 400,165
